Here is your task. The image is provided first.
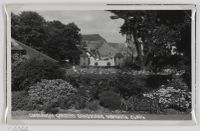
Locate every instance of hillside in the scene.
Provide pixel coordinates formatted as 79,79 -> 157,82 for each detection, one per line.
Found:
82,34 -> 128,57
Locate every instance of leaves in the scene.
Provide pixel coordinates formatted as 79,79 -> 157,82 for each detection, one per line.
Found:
12,58 -> 65,91
109,10 -> 191,70
11,11 -> 82,63
28,79 -> 77,110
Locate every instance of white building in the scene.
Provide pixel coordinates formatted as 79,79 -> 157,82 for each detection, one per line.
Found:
89,57 -> 115,66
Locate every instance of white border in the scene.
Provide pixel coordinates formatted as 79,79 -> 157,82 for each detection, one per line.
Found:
4,3 -> 198,125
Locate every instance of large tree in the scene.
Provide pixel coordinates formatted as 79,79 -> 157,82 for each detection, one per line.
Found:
11,11 -> 82,63
109,10 -> 191,71
45,21 -> 82,63
11,11 -> 47,52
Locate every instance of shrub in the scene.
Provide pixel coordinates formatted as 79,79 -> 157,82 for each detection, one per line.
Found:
65,73 -> 150,98
12,91 -> 35,111
167,75 -> 188,90
122,57 -> 140,70
28,79 -> 77,111
99,91 -> 121,110
114,73 -> 148,97
43,101 -> 59,114
85,100 -> 100,111
143,86 -> 191,112
74,84 -> 98,109
182,67 -> 191,91
133,95 -> 161,113
11,54 -> 27,70
12,58 -> 65,91
65,73 -> 174,103
146,75 -> 172,89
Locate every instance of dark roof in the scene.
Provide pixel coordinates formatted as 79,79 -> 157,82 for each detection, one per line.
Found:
11,38 -> 58,63
82,34 -> 107,43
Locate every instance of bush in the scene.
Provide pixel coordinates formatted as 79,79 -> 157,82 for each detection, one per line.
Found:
43,101 -> 59,114
182,67 -> 191,91
143,86 -> 191,112
167,75 -> 188,90
85,100 -> 101,111
12,54 -> 27,70
122,57 -> 140,70
146,75 -> 172,89
12,58 -> 65,91
12,91 -> 35,111
65,73 -> 151,98
74,84 -> 98,109
28,79 -> 77,111
99,91 -> 121,110
65,73 -> 175,108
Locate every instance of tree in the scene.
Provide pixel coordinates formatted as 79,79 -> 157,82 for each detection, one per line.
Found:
11,12 -> 82,63
11,13 -> 21,38
109,10 -> 191,71
45,21 -> 82,63
11,11 -> 47,52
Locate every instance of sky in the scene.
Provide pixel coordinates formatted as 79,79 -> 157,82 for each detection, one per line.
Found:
36,10 -> 126,43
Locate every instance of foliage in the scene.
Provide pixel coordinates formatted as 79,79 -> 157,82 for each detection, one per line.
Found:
11,12 -> 47,51
122,56 -> 140,70
143,86 -> 191,112
182,68 -> 191,90
167,75 -> 189,90
11,54 -> 28,70
12,91 -> 35,111
28,79 -> 77,110
45,21 -> 82,63
85,100 -> 101,111
12,58 -> 65,91
146,75 -> 172,89
74,83 -> 98,109
98,91 -> 122,110
43,101 -> 59,114
65,73 -> 172,99
11,12 -> 82,63
133,95 -> 161,113
109,10 -> 191,71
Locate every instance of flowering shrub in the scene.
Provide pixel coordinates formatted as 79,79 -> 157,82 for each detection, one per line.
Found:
28,79 -> 77,110
143,86 -> 191,112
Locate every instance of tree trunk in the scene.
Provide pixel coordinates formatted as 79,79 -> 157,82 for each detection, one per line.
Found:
132,26 -> 144,70
143,47 -> 153,71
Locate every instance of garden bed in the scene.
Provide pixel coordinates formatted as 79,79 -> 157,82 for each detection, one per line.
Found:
11,71 -> 191,116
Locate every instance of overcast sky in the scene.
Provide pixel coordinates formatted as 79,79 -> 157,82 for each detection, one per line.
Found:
36,10 -> 126,43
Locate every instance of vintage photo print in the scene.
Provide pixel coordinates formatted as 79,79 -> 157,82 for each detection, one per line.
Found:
5,4 -> 197,124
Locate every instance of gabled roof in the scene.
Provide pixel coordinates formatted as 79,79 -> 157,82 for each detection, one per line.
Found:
98,43 -> 118,57
11,38 -> 58,63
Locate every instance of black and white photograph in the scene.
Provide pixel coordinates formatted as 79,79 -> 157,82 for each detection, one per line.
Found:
7,5 -> 195,121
